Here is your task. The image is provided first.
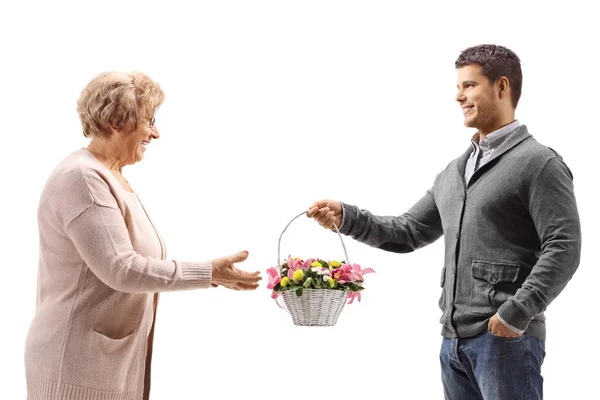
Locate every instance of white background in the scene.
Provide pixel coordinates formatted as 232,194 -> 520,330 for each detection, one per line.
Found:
1,1 -> 598,399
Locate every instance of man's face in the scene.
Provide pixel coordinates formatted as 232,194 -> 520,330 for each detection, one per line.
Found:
456,65 -> 499,132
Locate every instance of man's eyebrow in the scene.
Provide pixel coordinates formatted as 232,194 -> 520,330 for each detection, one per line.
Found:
457,80 -> 478,89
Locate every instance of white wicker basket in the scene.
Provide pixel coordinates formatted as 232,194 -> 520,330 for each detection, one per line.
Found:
277,211 -> 351,327
282,289 -> 347,326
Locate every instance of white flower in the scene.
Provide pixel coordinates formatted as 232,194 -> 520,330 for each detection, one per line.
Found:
323,275 -> 330,282
317,269 -> 331,276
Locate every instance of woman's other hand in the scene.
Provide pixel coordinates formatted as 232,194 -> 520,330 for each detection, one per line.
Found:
211,251 -> 261,290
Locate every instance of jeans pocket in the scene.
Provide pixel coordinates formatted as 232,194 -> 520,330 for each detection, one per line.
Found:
486,329 -> 525,342
470,261 -> 521,314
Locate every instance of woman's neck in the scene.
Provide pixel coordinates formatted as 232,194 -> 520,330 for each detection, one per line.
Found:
86,140 -> 126,175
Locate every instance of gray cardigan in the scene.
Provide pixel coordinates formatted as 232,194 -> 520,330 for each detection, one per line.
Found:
340,125 -> 581,340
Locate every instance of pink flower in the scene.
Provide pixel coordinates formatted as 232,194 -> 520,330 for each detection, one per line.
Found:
303,258 -> 316,270
266,267 -> 281,290
286,256 -> 303,270
286,256 -> 312,279
332,265 -> 357,283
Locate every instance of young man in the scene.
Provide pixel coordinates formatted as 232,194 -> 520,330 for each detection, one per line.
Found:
307,44 -> 581,399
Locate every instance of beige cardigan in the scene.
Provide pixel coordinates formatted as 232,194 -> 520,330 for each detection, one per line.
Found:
25,149 -> 212,400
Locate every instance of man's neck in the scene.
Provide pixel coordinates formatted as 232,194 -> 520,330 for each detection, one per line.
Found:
478,117 -> 516,142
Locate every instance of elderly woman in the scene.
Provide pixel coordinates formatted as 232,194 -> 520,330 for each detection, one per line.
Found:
24,71 -> 261,400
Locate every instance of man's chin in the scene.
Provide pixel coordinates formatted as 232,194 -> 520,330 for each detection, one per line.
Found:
463,117 -> 477,128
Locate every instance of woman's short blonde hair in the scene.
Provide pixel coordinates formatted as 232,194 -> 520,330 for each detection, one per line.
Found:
77,71 -> 165,139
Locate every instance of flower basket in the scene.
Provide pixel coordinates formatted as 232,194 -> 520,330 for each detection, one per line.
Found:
266,211 -> 375,326
281,289 -> 348,326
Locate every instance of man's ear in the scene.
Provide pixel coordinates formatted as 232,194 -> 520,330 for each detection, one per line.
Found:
497,77 -> 510,99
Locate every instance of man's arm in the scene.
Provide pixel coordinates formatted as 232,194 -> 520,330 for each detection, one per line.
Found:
338,187 -> 444,253
497,156 -> 581,333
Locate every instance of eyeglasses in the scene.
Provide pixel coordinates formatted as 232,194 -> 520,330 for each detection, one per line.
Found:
143,116 -> 156,128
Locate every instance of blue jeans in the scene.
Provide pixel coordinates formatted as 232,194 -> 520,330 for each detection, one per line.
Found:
440,330 -> 545,400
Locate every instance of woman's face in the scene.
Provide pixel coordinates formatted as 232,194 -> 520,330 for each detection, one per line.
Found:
117,115 -> 160,165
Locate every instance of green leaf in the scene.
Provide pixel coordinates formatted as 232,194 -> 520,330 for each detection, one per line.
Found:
296,288 -> 303,297
303,277 -> 313,288
318,260 -> 329,269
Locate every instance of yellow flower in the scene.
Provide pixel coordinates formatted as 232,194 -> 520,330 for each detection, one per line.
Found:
311,261 -> 322,267
292,270 -> 305,283
330,260 -> 341,268
280,277 -> 290,287
329,278 -> 336,288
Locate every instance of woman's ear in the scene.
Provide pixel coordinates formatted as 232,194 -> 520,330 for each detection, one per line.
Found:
110,126 -> 124,136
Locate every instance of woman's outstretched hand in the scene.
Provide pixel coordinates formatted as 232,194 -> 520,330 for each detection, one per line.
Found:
211,251 -> 261,290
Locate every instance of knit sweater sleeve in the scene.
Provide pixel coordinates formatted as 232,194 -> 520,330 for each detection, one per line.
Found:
61,167 -> 212,293
339,187 -> 443,253
498,156 -> 581,332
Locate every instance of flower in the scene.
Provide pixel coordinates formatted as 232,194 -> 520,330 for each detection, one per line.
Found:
292,269 -> 305,283
332,264 -> 357,283
287,255 -> 310,280
266,255 -> 375,304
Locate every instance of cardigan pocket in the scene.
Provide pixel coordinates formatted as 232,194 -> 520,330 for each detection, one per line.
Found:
91,329 -> 139,389
470,261 -> 521,315
93,329 -> 135,345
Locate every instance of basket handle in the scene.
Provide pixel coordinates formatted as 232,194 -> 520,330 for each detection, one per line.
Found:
277,211 -> 350,269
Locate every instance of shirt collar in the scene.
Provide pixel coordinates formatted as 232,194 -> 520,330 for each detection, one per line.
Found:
470,120 -> 521,151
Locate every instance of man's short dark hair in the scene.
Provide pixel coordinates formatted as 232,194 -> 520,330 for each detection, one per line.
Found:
455,44 -> 522,108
